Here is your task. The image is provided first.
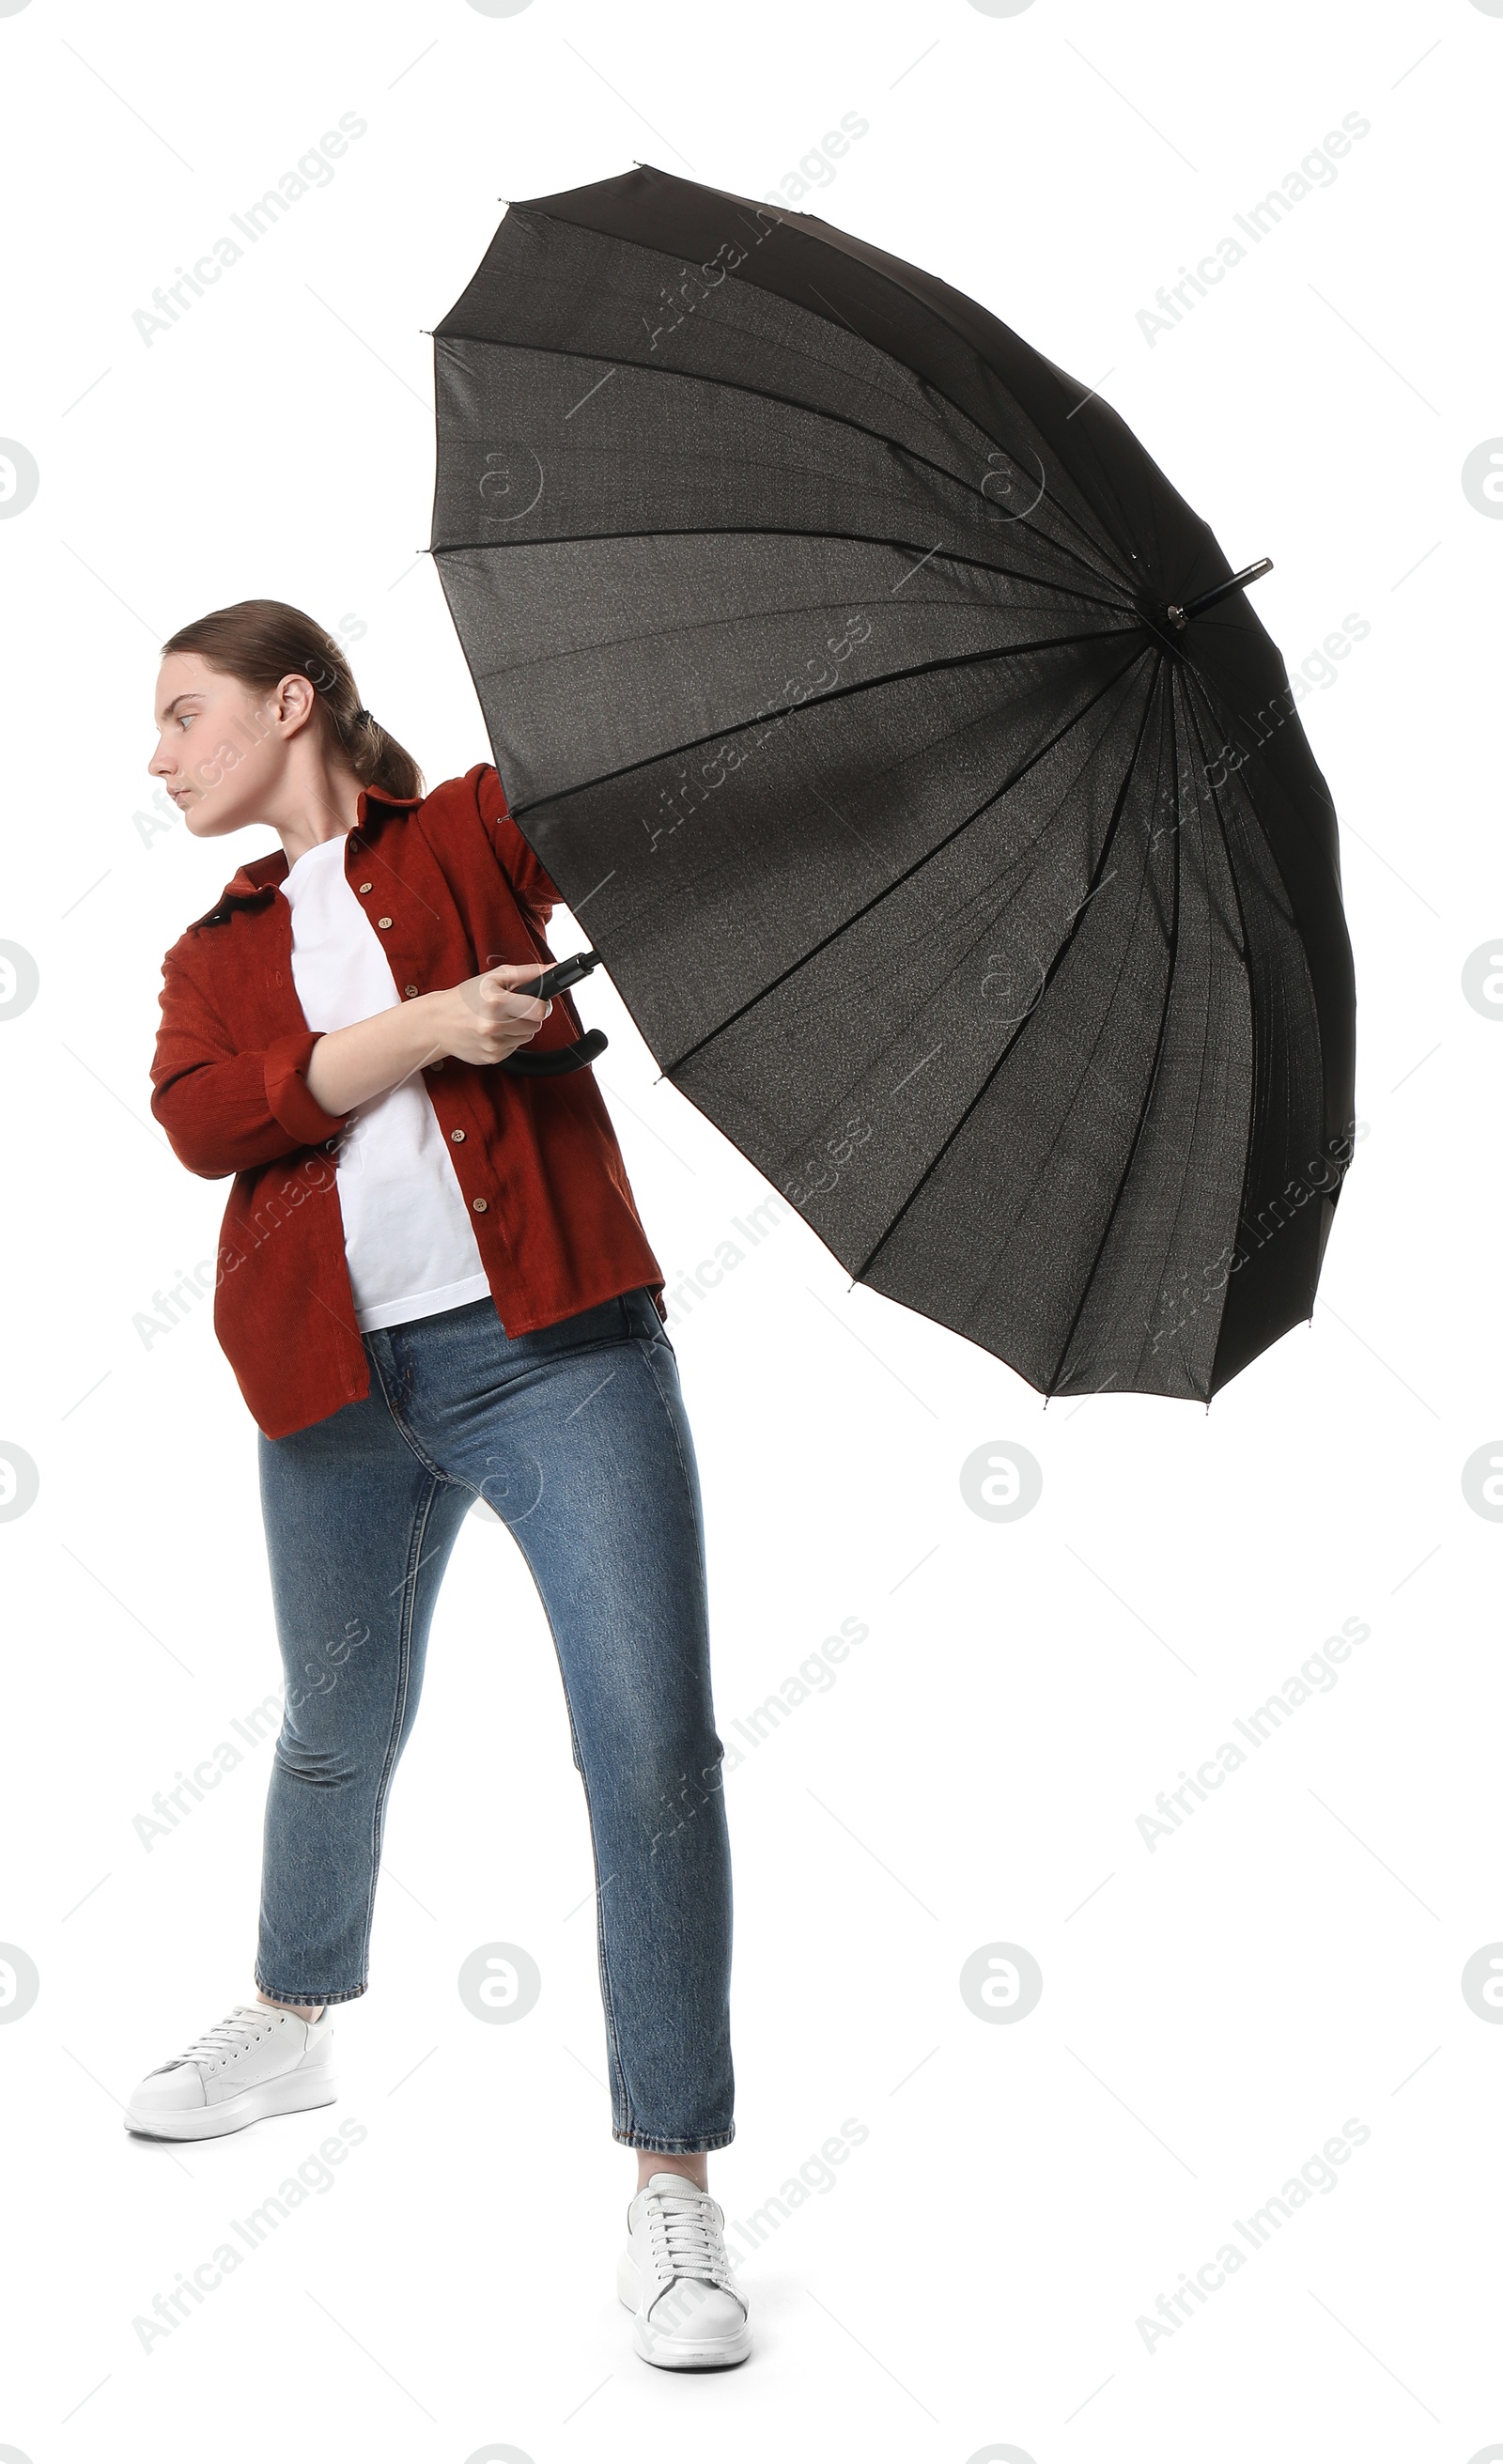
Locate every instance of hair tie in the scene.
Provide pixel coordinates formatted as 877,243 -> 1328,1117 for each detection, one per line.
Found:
352,706 -> 374,728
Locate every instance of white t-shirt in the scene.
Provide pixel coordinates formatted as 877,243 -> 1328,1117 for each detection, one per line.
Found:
280,834 -> 491,1334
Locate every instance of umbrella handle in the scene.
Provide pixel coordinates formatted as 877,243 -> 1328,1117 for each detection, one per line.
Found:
495,945 -> 607,1075
498,1028 -> 609,1077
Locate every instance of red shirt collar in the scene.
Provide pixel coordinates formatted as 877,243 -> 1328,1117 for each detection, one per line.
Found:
216,783 -> 424,903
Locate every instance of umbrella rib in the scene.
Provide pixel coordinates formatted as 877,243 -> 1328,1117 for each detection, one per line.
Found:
843,670 -> 1166,1290
461,574 -> 1137,698
1121,673 -> 1228,1390
434,329 -> 1139,599
656,643 -> 1156,1072
1042,660 -> 1185,1399
509,625 -> 1149,829
1172,668 -> 1278,1398
432,526 -> 1139,631
1176,648 -> 1344,905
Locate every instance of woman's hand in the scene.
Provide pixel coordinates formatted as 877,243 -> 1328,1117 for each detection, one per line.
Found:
423,963 -> 553,1067
302,964 -> 553,1117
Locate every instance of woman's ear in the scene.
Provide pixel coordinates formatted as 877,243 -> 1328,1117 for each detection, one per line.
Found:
275,670 -> 319,737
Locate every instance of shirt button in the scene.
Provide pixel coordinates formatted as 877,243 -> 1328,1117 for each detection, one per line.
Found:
450,1128 -> 466,1143
472,1197 -> 488,1213
358,882 -> 373,893
405,985 -> 420,998
377,916 -> 394,929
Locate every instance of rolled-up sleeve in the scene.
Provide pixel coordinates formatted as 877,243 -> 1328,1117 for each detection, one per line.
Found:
151,948 -> 352,1179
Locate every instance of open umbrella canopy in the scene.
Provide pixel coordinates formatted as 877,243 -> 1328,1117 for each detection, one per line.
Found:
429,166 -> 1356,1402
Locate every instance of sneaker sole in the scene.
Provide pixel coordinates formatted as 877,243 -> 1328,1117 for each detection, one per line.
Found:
616,2251 -> 752,2368
124,2065 -> 336,2142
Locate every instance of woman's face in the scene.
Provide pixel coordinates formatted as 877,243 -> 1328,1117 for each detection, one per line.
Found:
148,650 -> 318,839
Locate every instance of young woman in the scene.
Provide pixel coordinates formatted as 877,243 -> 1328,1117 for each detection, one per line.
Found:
128,598 -> 749,2371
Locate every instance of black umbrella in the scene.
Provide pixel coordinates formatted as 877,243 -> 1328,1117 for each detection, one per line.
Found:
429,167 -> 1356,1402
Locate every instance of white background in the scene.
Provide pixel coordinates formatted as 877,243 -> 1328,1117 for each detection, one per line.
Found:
0,2 -> 1497,2458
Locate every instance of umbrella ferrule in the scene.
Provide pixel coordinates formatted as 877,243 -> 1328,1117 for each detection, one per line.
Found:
1163,556 -> 1274,631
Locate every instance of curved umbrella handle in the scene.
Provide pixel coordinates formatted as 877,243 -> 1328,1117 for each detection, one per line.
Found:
498,1027 -> 609,1077
494,946 -> 607,1077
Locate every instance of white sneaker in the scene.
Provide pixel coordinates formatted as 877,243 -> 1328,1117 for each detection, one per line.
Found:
618,2171 -> 751,2368
124,2002 -> 336,2141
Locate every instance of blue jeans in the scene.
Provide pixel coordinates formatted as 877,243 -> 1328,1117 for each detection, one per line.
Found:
254,1284 -> 735,2153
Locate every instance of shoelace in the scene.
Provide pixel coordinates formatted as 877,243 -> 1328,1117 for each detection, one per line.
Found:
174,2006 -> 285,2069
641,2188 -> 736,2295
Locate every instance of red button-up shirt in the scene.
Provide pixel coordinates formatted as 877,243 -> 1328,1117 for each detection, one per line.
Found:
149,763 -> 666,1438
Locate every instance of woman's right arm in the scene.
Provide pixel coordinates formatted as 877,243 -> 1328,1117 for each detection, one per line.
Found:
302,965 -> 552,1113
151,949 -> 552,1179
